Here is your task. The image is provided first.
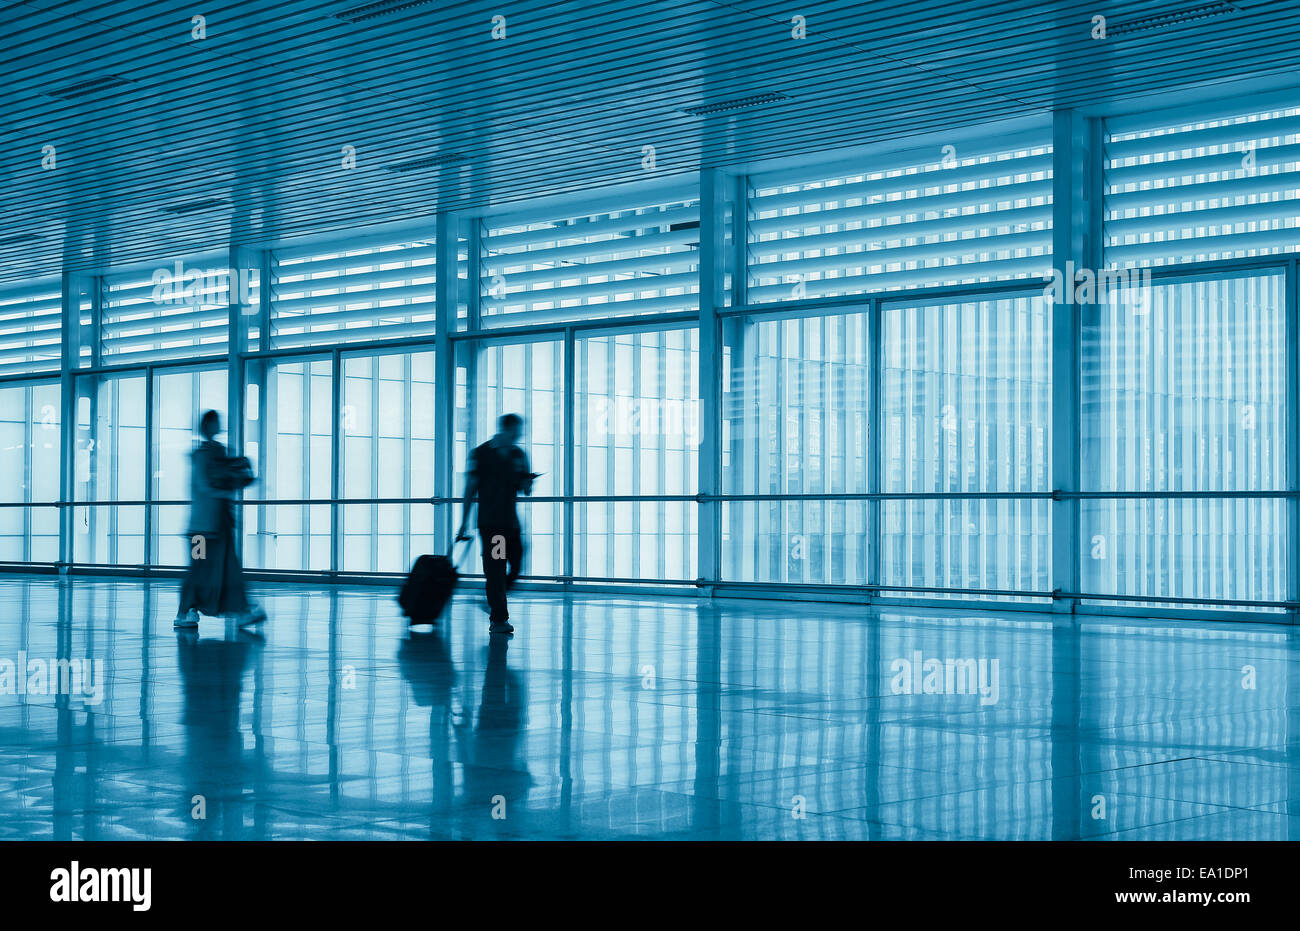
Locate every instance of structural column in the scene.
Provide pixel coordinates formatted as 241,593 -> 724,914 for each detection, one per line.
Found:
228,246 -> 259,569
227,246 -> 260,455
434,212 -> 458,554
57,269 -> 84,572
1050,110 -> 1093,611
562,325 -> 575,586
697,169 -> 730,592
1286,258 -> 1300,619
869,296 -> 883,598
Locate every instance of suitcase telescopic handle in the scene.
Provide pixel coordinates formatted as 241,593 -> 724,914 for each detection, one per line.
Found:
448,535 -> 474,567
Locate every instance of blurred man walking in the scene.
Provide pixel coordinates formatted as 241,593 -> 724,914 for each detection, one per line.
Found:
455,413 -> 536,634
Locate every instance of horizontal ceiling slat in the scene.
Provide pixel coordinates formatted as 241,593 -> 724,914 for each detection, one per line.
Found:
2,1 -> 1299,282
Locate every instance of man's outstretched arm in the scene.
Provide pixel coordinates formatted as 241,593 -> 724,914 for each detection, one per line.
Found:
455,473 -> 478,540
520,452 -> 537,496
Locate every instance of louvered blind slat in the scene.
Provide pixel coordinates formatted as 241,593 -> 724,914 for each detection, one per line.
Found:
486,204 -> 700,251
270,319 -> 440,348
270,237 -> 437,347
754,221 -> 1045,269
1105,100 -> 1300,267
104,341 -> 228,364
481,196 -> 702,324
101,306 -> 228,337
272,299 -> 438,332
280,243 -> 439,279
746,256 -> 1049,303
483,227 -> 700,272
746,131 -> 1053,303
101,261 -> 246,362
0,279 -> 61,376
271,282 -> 436,317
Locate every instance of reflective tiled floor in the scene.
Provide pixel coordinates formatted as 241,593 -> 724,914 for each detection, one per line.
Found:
2,574 -> 1299,840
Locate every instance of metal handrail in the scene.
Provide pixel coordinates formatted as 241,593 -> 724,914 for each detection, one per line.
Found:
10,488 -> 1296,508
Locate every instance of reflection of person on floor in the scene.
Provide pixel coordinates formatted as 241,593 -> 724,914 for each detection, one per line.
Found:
176,629 -> 263,839
174,410 -> 265,629
455,413 -> 537,635
456,634 -> 532,835
397,630 -> 459,820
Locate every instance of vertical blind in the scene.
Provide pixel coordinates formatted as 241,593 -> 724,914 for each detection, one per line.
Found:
722,311 -> 871,586
574,328 -> 700,581
0,381 -> 60,562
881,294 -> 1052,599
456,338 -> 566,577
1080,273 -> 1287,610
243,358 -> 334,572
339,349 -> 437,573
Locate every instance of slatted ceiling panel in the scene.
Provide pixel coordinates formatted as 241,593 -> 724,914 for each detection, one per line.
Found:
0,279 -> 62,376
480,197 -> 702,325
101,260 -> 256,362
5,2 -> 1300,283
747,132 -> 1052,302
1105,98 -> 1300,267
270,237 -> 438,347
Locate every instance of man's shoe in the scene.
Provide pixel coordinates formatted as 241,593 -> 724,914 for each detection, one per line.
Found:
173,610 -> 199,628
489,620 -> 514,634
238,605 -> 268,628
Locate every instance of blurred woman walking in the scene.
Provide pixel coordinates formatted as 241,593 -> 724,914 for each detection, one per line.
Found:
173,410 -> 266,629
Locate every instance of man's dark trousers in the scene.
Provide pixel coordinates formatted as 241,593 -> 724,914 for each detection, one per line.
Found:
480,525 -> 524,621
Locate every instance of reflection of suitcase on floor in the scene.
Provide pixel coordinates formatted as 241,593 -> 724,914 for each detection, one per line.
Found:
399,539 -> 471,625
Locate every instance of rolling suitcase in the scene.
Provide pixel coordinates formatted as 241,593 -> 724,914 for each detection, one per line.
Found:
399,538 -> 471,625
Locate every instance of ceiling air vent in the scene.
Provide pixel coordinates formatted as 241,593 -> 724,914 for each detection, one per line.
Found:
681,92 -> 789,117
46,75 -> 134,99
162,197 -> 228,215
0,233 -> 41,247
1109,1 -> 1240,36
332,0 -> 438,23
386,153 -> 463,173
